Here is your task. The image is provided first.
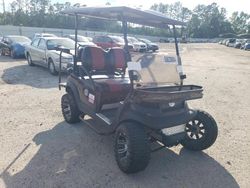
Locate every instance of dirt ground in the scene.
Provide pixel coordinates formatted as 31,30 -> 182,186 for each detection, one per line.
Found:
0,43 -> 249,188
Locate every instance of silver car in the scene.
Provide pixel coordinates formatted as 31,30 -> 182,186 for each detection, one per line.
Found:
127,36 -> 147,52
25,37 -> 74,75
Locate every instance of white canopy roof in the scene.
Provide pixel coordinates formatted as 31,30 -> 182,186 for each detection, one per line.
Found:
62,6 -> 185,28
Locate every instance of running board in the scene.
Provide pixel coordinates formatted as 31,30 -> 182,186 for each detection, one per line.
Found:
96,113 -> 112,125
79,114 -> 114,135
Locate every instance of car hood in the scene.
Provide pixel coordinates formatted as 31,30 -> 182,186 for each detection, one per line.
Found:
13,42 -> 31,47
50,50 -> 75,58
148,42 -> 158,46
132,42 -> 146,46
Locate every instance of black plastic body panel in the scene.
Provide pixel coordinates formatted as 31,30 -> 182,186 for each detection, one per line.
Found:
117,100 -> 196,130
64,74 -> 199,131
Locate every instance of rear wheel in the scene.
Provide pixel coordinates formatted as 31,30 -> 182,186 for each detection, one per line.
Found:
180,110 -> 218,151
114,122 -> 150,173
10,49 -> 16,59
61,93 -> 81,123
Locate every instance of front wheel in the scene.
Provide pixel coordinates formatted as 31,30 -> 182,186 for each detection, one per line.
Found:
114,122 -> 150,174
48,59 -> 58,75
61,93 -> 81,123
180,110 -> 218,151
0,48 -> 4,56
27,54 -> 34,66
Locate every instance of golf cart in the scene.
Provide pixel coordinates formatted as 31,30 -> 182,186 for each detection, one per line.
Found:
59,6 -> 218,174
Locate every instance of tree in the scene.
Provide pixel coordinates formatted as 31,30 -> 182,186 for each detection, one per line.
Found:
230,11 -> 250,34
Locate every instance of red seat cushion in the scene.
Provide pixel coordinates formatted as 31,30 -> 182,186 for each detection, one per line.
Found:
94,77 -> 130,104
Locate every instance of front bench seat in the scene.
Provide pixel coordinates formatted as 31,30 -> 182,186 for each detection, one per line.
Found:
81,46 -> 131,106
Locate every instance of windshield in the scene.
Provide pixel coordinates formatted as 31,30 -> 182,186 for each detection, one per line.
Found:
69,35 -> 89,42
47,38 -> 75,50
128,37 -> 139,43
129,53 -> 181,87
140,38 -> 151,43
110,36 -> 124,43
43,34 -> 56,37
9,36 -> 31,43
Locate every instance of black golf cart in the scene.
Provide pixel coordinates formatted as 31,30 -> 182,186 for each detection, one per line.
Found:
59,6 -> 218,174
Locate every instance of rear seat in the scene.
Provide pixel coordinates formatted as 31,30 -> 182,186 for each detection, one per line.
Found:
80,46 -> 130,106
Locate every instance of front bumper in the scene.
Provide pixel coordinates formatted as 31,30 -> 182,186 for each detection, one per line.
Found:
55,62 -> 73,73
148,45 -> 159,51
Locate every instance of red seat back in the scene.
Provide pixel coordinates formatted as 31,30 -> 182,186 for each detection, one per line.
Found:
81,46 -> 106,72
107,47 -> 127,74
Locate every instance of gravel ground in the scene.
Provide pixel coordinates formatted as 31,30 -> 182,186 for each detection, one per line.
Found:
0,43 -> 249,188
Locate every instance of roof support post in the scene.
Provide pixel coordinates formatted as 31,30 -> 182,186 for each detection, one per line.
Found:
74,14 -> 79,74
121,16 -> 131,62
121,14 -> 133,90
173,25 -> 180,59
173,25 -> 186,84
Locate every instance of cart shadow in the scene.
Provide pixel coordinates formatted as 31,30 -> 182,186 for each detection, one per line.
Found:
1,121 -> 239,188
0,56 -> 26,62
1,65 -> 67,89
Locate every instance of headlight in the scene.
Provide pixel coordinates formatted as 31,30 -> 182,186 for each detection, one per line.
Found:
56,57 -> 73,63
62,57 -> 73,63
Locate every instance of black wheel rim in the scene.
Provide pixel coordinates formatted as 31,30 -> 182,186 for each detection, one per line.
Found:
117,132 -> 129,162
62,97 -> 72,121
185,120 -> 205,140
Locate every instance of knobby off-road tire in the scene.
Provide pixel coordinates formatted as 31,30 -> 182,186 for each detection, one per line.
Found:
181,110 -> 218,151
114,122 -> 150,174
61,93 -> 81,124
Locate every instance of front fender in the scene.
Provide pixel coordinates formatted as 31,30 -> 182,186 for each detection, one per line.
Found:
116,102 -> 196,130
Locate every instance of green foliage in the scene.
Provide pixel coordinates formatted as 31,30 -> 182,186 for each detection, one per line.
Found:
230,11 -> 250,34
0,1 -> 249,38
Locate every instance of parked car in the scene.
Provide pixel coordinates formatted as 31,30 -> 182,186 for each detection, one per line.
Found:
32,33 -> 57,40
234,39 -> 244,48
0,35 -> 31,58
240,39 -> 250,50
221,39 -> 228,45
25,37 -> 74,75
138,38 -> 159,52
159,38 -> 170,43
87,37 -> 93,42
226,38 -> 236,47
64,34 -> 96,47
127,36 -> 147,52
93,35 -> 133,50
